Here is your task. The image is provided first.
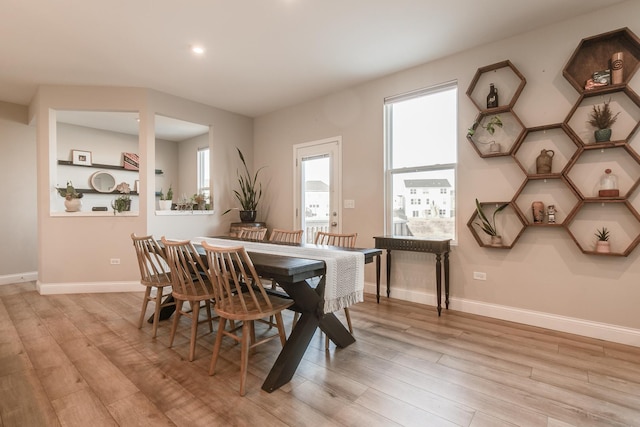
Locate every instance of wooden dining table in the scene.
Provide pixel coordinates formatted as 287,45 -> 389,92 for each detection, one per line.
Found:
192,237 -> 382,393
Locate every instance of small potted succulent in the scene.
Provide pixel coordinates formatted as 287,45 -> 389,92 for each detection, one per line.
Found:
594,227 -> 610,253
111,182 -> 131,214
587,99 -> 620,142
474,198 -> 509,247
158,185 -> 173,210
57,181 -> 83,212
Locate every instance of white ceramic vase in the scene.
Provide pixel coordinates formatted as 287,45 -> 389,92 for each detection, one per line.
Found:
159,200 -> 172,210
64,198 -> 82,212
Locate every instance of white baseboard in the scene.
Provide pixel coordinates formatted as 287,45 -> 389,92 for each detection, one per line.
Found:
364,282 -> 640,348
0,272 -> 38,286
37,281 -> 141,295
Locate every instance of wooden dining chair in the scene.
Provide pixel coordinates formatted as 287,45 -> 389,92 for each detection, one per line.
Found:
131,233 -> 176,338
269,228 -> 304,244
160,237 -> 216,362
314,231 -> 358,349
202,241 -> 293,396
238,227 -> 267,241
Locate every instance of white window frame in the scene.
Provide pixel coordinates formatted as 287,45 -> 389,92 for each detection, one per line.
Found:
384,80 -> 458,242
197,147 -> 210,199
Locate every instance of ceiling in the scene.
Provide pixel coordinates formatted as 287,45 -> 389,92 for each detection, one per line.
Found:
1,0 -> 626,118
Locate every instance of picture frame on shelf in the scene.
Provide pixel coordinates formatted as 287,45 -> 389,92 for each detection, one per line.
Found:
72,149 -> 92,166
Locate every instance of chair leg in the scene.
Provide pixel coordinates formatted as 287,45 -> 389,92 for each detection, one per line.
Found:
151,287 -> 164,338
275,313 -> 287,346
344,308 -> 353,334
168,299 -> 183,349
205,300 -> 214,333
138,286 -> 152,329
188,301 -> 200,361
239,321 -> 251,396
325,308 -> 354,350
209,318 -> 226,376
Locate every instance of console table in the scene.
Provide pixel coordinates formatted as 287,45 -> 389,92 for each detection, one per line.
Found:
374,236 -> 451,315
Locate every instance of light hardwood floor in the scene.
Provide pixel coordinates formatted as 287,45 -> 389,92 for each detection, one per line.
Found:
1,281 -> 639,426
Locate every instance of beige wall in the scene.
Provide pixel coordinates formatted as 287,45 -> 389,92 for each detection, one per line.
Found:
254,2 -> 640,343
0,101 -> 37,283
28,86 -> 252,292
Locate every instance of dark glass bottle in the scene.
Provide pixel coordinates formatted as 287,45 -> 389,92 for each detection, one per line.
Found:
486,83 -> 498,108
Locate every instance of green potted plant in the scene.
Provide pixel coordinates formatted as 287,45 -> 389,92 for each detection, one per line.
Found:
56,181 -> 83,212
223,148 -> 265,222
111,182 -> 131,214
595,227 -> 610,253
468,115 -> 504,153
587,99 -> 620,142
474,199 -> 509,246
158,185 -> 173,210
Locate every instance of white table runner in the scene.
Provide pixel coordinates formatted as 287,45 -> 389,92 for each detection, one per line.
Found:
194,237 -> 365,314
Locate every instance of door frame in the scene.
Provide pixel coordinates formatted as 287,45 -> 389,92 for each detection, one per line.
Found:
292,136 -> 342,236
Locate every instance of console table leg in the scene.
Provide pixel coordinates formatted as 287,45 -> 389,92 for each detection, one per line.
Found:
444,251 -> 450,309
386,249 -> 391,298
435,253 -> 442,316
375,254 -> 381,303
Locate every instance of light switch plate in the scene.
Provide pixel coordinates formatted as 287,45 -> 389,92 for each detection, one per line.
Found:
344,199 -> 355,209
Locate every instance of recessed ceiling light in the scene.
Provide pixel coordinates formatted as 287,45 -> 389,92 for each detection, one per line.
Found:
191,46 -> 205,55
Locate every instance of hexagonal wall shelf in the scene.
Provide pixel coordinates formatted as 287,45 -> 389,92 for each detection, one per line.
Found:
467,110 -> 526,158
563,27 -> 640,94
467,60 -> 526,112
564,200 -> 640,256
467,201 -> 526,249
564,87 -> 640,147
512,124 -> 580,177
565,145 -> 640,200
512,177 -> 580,226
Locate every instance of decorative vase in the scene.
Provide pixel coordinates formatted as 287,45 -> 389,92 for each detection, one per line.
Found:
531,201 -> 545,223
159,200 -> 172,210
596,241 -> 610,253
488,142 -> 501,153
239,210 -> 257,222
490,235 -> 503,247
611,52 -> 624,85
64,198 -> 82,212
535,149 -> 554,174
594,128 -> 612,142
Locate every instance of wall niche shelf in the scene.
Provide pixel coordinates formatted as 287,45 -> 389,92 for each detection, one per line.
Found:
58,160 -> 161,174
511,123 -> 580,177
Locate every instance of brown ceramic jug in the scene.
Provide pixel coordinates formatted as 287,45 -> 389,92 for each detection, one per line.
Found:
535,149 -> 554,174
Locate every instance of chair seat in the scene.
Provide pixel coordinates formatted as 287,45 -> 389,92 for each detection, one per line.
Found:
216,294 -> 293,321
141,274 -> 172,287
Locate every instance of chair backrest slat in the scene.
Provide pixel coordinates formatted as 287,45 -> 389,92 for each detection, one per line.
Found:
131,233 -> 171,285
160,237 -> 214,300
314,231 -> 358,248
269,229 -> 303,244
238,228 -> 267,241
202,242 -> 274,316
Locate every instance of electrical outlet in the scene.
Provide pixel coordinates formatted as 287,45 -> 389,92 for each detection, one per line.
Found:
110,258 -> 120,265
473,271 -> 486,281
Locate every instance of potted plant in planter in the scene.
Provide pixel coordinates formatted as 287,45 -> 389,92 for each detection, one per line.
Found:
223,148 -> 265,222
474,199 -> 509,246
158,185 -> 173,210
595,227 -> 611,253
193,193 -> 207,210
468,115 -> 504,153
111,182 -> 131,214
587,99 -> 620,142
57,181 -> 83,212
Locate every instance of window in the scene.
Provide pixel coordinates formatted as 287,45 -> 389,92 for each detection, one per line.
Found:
197,147 -> 210,200
384,81 -> 457,240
